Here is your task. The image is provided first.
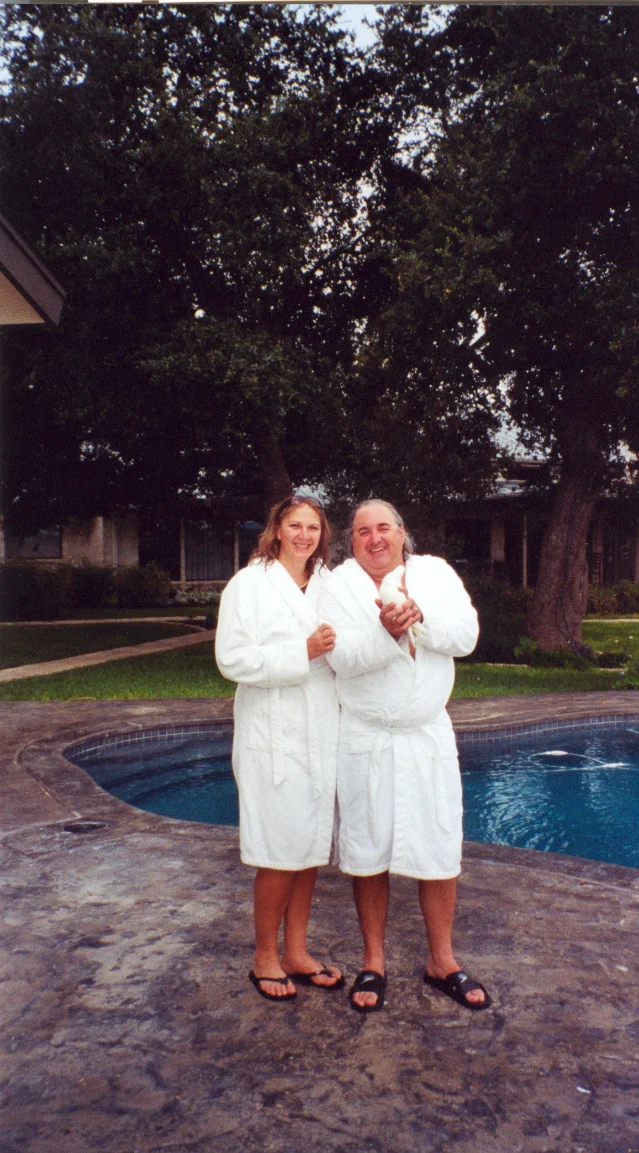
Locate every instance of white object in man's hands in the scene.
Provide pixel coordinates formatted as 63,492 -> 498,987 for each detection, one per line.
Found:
378,565 -> 426,646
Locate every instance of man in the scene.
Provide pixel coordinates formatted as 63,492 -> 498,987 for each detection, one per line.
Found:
319,499 -> 491,1012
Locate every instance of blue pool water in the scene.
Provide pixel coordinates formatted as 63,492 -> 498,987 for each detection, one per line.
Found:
67,719 -> 639,870
459,724 -> 639,869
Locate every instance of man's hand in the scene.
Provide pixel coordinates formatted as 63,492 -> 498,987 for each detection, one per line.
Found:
375,597 -> 422,638
307,623 -> 336,660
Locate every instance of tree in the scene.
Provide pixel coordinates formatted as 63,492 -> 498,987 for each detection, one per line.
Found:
373,5 -> 639,648
0,4 -> 376,526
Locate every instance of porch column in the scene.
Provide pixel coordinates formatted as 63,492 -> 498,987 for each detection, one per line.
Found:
179,520 -> 186,588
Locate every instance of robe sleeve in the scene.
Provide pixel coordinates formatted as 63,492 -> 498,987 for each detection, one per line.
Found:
413,558 -> 479,658
215,572 -> 310,688
319,581 -> 406,679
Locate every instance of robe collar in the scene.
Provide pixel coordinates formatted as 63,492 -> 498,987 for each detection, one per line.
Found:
264,558 -> 320,631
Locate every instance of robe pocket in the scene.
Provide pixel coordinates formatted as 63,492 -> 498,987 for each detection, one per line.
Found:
244,693 -> 272,752
344,723 -> 376,756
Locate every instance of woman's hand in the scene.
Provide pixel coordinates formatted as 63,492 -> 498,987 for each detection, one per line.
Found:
307,623 -> 336,660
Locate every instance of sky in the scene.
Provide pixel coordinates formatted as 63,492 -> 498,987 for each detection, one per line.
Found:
332,3 -> 382,48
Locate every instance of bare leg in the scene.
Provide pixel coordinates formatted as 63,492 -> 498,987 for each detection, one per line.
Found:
252,867 -> 297,997
419,877 -> 485,1006
351,872 -> 389,1008
281,867 -> 342,987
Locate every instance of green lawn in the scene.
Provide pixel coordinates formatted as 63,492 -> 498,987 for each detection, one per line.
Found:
582,619 -> 639,659
0,641 -> 232,700
0,621 -> 193,670
0,639 -> 626,701
63,606 -> 211,620
452,662 -> 620,698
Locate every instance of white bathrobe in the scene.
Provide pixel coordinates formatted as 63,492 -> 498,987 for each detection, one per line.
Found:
215,559 -> 339,870
319,555 -> 478,879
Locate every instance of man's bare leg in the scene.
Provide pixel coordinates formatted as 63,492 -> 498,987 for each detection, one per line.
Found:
351,872 -> 390,1008
281,867 -> 342,987
252,867 -> 297,997
419,877 -> 485,1006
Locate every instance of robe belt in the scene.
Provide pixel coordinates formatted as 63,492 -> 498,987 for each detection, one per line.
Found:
367,726 -> 452,840
270,682 -> 324,800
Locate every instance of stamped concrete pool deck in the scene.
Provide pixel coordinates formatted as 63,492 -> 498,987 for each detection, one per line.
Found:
2,693 -> 639,1153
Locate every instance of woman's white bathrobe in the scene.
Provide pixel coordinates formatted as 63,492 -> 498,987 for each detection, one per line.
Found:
318,555 -> 478,879
215,559 -> 339,870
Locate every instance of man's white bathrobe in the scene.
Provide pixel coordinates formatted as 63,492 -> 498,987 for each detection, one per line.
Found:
319,555 -> 478,880
215,559 -> 339,870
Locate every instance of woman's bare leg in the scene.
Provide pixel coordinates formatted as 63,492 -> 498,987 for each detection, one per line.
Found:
252,867 -> 297,997
281,867 -> 342,987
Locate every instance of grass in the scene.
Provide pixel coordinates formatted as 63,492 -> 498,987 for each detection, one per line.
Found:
0,641 -> 626,702
62,606 -> 211,620
0,621 -> 193,670
581,619 -> 639,659
452,662 -> 620,698
0,641 -> 232,700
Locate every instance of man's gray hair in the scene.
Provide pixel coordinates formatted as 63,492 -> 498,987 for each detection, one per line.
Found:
347,499 -> 415,561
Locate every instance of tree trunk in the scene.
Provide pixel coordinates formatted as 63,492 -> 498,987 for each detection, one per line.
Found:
525,421 -> 604,651
252,427 -> 293,515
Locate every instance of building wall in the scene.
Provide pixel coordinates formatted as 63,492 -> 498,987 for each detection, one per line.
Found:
61,515 -> 138,567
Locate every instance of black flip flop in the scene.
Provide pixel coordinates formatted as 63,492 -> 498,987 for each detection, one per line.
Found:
349,969 -> 387,1013
286,966 -> 345,990
424,969 -> 492,1011
249,970 -> 297,1002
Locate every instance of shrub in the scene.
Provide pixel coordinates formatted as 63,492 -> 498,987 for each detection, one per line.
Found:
461,576 -> 532,663
172,588 -> 222,608
513,636 -> 592,669
115,564 -> 172,608
0,563 -> 74,621
71,564 -> 118,609
616,656 -> 639,689
586,582 -> 639,616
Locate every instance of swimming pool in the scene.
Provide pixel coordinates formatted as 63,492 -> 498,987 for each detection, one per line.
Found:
67,716 -> 639,870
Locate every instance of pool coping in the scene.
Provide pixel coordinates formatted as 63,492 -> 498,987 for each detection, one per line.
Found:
3,691 -> 639,890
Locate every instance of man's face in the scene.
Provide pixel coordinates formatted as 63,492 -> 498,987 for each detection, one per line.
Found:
352,502 -> 406,582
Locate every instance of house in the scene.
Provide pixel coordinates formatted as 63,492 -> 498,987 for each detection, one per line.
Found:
440,460 -> 639,587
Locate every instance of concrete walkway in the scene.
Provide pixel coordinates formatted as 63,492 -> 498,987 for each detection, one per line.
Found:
1,694 -> 639,1153
0,626 -> 214,683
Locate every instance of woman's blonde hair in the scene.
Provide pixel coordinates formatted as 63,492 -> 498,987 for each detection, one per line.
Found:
252,495 -> 331,577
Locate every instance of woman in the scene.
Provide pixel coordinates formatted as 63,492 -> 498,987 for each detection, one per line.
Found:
215,495 -> 342,1001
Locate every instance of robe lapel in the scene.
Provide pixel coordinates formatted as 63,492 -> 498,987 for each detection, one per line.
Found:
337,558 -> 382,625
265,560 -> 319,631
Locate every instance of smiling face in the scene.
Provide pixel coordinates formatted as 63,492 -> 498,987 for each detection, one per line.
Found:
352,501 -> 406,583
276,502 -> 322,570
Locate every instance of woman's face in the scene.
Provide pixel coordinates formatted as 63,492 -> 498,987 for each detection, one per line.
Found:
277,503 -> 322,567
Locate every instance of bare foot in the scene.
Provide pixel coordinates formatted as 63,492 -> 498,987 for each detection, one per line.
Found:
281,951 -> 343,988
252,955 -> 296,998
425,961 -> 487,1006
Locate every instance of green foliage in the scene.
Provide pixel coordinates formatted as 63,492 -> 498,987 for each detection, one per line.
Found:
0,5 -> 377,525
371,6 -> 639,648
461,576 -> 531,663
512,636 -> 592,670
0,562 -> 172,619
0,564 -> 74,621
587,582 -> 639,616
114,565 -> 172,609
617,657 -> 639,690
71,564 -> 118,609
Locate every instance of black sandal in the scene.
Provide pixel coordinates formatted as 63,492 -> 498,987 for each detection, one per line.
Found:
286,966 -> 345,990
249,970 -> 297,1002
349,969 -> 386,1013
424,969 -> 491,1011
